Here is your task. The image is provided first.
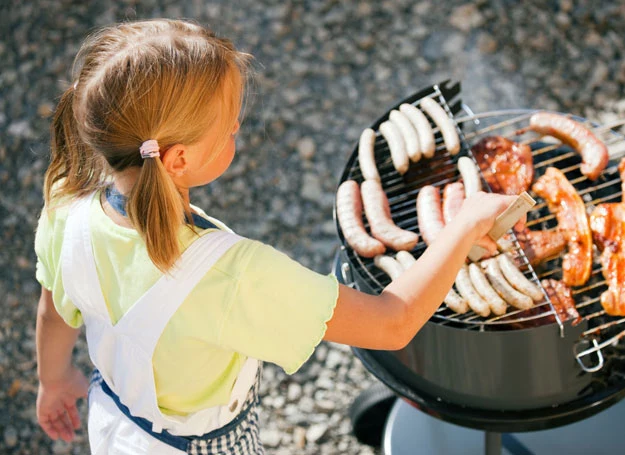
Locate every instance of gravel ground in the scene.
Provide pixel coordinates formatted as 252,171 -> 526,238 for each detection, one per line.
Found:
1,1 -> 624,454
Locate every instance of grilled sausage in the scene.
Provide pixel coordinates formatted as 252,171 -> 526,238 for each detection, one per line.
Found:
419,97 -> 460,155
442,181 -> 465,224
497,254 -> 544,302
374,254 -> 404,280
416,185 -> 445,246
358,128 -> 379,181
399,103 -> 436,158
395,250 -> 416,269
482,258 -> 534,310
336,180 -> 386,257
444,288 -> 469,314
455,265 -> 491,317
390,110 -> 421,162
468,263 -> 507,315
458,157 -> 482,197
361,179 -> 419,251
379,121 -> 409,174
528,112 -> 608,180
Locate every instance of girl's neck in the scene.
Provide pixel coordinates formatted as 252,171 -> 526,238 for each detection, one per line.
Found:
111,166 -> 190,205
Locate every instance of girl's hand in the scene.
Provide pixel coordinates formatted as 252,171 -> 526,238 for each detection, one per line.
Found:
36,366 -> 88,442
455,192 -> 526,255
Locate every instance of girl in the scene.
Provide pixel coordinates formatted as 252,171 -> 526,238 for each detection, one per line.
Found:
34,19 -> 520,455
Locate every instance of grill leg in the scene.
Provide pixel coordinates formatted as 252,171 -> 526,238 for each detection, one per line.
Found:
485,431 -> 501,455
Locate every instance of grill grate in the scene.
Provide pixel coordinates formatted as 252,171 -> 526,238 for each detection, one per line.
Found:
336,81 -> 625,370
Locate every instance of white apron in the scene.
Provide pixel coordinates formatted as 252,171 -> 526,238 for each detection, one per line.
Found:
61,194 -> 263,454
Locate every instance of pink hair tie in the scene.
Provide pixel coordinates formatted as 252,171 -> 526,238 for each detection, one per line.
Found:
140,139 -> 160,159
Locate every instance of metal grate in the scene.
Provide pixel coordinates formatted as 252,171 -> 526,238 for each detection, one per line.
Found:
336,82 -> 625,370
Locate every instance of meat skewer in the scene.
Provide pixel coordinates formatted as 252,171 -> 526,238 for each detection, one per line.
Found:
336,180 -> 386,258
419,97 -> 460,155
532,167 -> 593,287
361,179 -> 419,251
358,128 -> 380,181
389,110 -> 421,162
482,258 -> 534,310
496,253 -> 544,302
416,185 -> 445,246
524,111 -> 609,180
442,182 -> 465,224
399,103 -> 436,158
468,263 -> 507,315
379,121 -> 409,175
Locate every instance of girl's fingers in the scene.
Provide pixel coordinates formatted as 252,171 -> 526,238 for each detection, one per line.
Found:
65,403 -> 81,430
40,419 -> 59,440
54,409 -> 75,442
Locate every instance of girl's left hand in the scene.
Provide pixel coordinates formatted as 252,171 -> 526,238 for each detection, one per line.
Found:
36,366 -> 89,442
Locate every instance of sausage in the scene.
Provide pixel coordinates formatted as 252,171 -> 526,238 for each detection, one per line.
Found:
482,258 -> 534,310
374,255 -> 404,280
389,110 -> 421,162
468,263 -> 507,315
336,180 -> 386,257
528,112 -> 608,180
399,103 -> 436,158
455,265 -> 491,317
497,254 -> 544,302
444,288 -> 469,314
458,157 -> 482,197
419,97 -> 460,155
442,181 -> 465,224
358,128 -> 379,181
379,121 -> 410,174
416,185 -> 445,246
361,179 -> 419,251
395,250 -> 417,269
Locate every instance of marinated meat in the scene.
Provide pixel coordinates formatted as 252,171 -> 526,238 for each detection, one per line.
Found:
541,279 -> 582,325
532,167 -> 592,287
514,228 -> 567,265
590,203 -> 625,316
471,136 -> 534,195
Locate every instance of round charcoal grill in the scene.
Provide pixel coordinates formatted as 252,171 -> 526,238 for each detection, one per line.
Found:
333,81 -> 625,438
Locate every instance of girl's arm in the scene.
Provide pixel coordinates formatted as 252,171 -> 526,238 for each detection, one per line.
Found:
36,288 -> 88,442
324,192 -> 519,350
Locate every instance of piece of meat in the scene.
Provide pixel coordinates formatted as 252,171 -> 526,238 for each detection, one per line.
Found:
390,110 -> 421,162
481,258 -> 534,310
526,112 -> 609,180
513,228 -> 567,265
496,254 -> 544,302
361,179 -> 419,251
379,121 -> 409,174
374,254 -> 404,280
471,136 -> 534,195
358,128 -> 379,181
442,182 -> 465,224
419,97 -> 460,155
416,185 -> 445,246
532,167 -> 593,287
336,180 -> 386,257
400,103 -> 436,158
455,265 -> 490,317
468,262 -> 507,315
541,279 -> 582,325
590,203 -> 625,316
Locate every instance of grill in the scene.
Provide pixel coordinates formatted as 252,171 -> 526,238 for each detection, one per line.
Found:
333,81 -> 625,431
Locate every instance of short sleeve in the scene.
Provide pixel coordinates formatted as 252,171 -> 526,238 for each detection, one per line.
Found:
219,242 -> 339,374
34,206 -> 83,328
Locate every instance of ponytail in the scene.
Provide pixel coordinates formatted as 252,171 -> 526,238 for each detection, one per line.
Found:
126,156 -> 186,273
44,87 -> 105,206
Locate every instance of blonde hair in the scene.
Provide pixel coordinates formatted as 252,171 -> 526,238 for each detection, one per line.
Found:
44,19 -> 251,272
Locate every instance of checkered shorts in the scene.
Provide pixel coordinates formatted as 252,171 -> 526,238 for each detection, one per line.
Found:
91,367 -> 265,455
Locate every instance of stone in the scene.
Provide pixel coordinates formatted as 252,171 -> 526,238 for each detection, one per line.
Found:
449,4 -> 484,32
260,429 -> 281,448
4,426 -> 17,447
296,137 -> 316,160
300,173 -> 322,202
293,426 -> 307,448
287,382 -> 302,401
306,423 -> 328,443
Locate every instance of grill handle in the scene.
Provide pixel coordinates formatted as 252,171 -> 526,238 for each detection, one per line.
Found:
574,338 -> 605,373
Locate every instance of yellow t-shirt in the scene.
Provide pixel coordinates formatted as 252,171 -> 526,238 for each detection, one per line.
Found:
34,192 -> 339,416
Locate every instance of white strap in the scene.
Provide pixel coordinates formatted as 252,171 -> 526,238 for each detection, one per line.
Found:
114,230 -> 242,353
61,195 -> 111,322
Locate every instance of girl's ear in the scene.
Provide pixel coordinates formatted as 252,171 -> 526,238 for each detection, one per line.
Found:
161,145 -> 188,178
